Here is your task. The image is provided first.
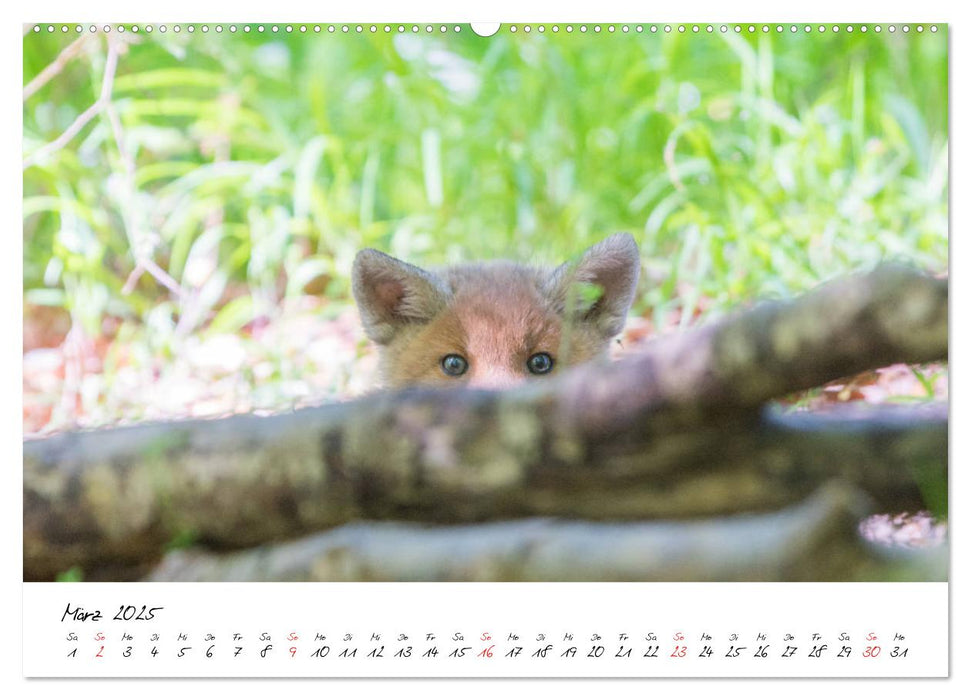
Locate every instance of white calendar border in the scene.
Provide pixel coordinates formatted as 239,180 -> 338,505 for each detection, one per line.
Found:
7,0 -> 963,694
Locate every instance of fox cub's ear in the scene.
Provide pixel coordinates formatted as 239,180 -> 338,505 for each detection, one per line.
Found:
549,233 -> 641,338
352,249 -> 450,344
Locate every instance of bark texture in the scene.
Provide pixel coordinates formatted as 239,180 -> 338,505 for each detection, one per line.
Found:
144,484 -> 946,583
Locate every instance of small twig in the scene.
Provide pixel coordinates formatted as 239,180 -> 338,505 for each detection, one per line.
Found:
141,258 -> 184,297
120,262 -> 145,295
23,36 -> 121,170
22,100 -> 103,170
101,44 -> 186,302
122,258 -> 185,298
23,35 -> 89,101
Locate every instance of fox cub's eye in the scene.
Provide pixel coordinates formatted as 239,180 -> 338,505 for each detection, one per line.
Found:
527,352 -> 554,375
441,354 -> 469,377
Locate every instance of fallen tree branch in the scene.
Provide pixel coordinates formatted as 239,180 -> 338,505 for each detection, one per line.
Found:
23,265 -> 947,580
144,484 -> 945,583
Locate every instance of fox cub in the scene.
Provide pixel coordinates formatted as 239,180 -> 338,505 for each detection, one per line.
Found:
352,233 -> 640,389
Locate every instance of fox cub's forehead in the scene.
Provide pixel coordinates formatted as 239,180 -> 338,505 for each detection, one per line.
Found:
439,262 -> 555,307
438,263 -> 562,347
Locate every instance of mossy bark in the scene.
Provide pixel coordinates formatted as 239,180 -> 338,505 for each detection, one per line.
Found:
142,483 -> 946,583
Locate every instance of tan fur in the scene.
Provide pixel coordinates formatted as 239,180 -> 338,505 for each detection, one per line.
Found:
352,234 -> 640,389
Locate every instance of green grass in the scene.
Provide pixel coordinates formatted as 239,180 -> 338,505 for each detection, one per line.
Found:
23,25 -> 947,358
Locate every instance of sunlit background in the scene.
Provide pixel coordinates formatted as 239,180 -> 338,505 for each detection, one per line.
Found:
23,24 -> 948,436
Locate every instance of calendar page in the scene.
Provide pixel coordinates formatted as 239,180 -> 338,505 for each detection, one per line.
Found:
20,10 -> 950,682
23,583 -> 948,677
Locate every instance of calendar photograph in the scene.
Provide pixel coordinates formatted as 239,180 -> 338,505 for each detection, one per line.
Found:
22,22 -> 948,595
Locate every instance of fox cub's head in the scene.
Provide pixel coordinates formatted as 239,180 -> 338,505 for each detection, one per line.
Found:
352,233 -> 640,389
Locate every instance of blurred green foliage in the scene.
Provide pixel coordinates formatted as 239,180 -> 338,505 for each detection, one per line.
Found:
23,24 -> 948,340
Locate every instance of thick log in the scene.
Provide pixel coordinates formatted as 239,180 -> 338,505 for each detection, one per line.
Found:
144,484 -> 946,583
23,265 -> 947,580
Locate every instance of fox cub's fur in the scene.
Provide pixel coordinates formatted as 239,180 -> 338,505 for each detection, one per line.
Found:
352,233 -> 640,389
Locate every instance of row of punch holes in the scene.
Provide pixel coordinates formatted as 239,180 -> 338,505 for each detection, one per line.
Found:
31,24 -> 940,36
